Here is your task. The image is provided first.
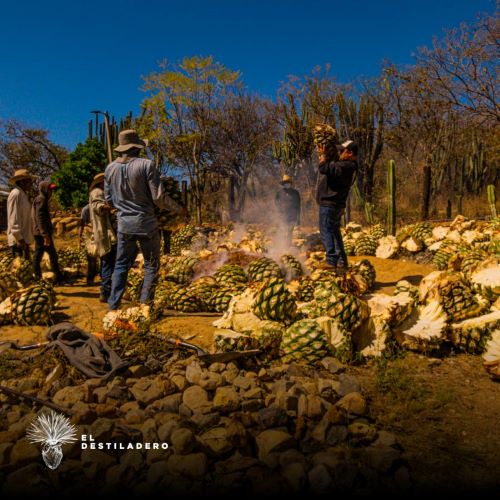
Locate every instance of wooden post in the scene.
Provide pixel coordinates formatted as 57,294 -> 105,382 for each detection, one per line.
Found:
103,112 -> 113,165
88,120 -> 93,140
181,180 -> 188,211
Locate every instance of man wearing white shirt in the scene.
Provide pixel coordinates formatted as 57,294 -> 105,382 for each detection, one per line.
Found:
7,168 -> 34,260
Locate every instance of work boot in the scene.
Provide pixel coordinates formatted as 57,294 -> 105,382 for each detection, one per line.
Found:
317,262 -> 337,271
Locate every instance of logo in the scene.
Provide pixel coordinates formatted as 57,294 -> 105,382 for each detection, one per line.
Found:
26,412 -> 78,470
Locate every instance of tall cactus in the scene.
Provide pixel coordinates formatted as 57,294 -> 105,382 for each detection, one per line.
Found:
488,184 -> 497,218
387,160 -> 396,235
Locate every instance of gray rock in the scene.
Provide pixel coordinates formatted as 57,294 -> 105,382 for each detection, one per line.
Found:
120,401 -> 140,414
241,399 -> 263,412
95,402 -> 118,418
373,430 -> 399,449
125,409 -> 147,425
182,385 -> 209,412
326,425 -> 348,446
279,449 -> 307,467
320,357 -> 346,374
6,408 -> 22,426
128,365 -> 149,378
338,374 -> 361,396
146,460 -> 169,485
120,449 -> 144,471
53,385 -> 91,407
148,393 -> 182,413
185,362 -> 203,384
89,418 -> 115,441
348,422 -> 378,445
232,375 -> 253,391
198,427 -> 232,456
10,439 -> 39,466
281,462 -> 306,491
257,407 -> 288,428
166,453 -> 208,478
208,362 -> 226,373
146,448 -> 171,466
244,387 -> 264,399
221,369 -> 238,384
130,378 -> 164,405
275,393 -> 298,412
141,418 -> 158,443
306,395 -> 324,418
198,371 -> 223,390
317,379 -> 340,400
158,420 -> 182,442
81,449 -> 116,469
71,401 -> 96,425
171,375 -> 188,392
271,379 -> 294,394
312,449 -> 344,470
213,387 -> 240,412
171,428 -> 195,455
308,464 -> 333,494
335,392 -> 367,416
255,430 -> 295,467
286,364 -> 316,378
190,412 -> 220,429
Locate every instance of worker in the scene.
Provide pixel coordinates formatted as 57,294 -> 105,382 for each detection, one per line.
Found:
275,174 -> 301,245
79,203 -> 99,285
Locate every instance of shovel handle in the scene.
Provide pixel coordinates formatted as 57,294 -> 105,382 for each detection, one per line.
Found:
152,334 -> 206,356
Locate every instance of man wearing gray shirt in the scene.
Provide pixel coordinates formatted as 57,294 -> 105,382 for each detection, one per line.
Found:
105,129 -> 180,310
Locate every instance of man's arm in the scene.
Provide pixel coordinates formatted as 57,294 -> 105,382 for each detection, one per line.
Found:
104,167 -> 114,206
34,198 -> 51,241
149,164 -> 183,213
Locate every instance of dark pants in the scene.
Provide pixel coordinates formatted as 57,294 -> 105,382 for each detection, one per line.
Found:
162,229 -> 172,255
87,255 -> 99,284
100,244 -> 117,299
319,205 -> 347,266
33,235 -> 63,280
108,231 -> 160,310
10,244 -> 30,260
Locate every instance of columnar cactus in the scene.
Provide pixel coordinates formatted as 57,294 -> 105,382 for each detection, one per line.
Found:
387,160 -> 396,235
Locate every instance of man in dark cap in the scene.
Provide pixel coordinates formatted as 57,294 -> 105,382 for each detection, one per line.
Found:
275,174 -> 301,245
315,140 -> 358,272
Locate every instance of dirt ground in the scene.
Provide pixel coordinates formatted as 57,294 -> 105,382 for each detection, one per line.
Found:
0,239 -> 498,492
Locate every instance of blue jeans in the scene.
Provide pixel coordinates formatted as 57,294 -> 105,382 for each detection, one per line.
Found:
100,244 -> 117,298
319,205 -> 347,266
108,231 -> 160,310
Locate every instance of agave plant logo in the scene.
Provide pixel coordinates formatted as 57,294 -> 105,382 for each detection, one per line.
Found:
26,412 -> 78,470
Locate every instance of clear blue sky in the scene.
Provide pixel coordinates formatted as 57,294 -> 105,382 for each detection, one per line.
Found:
0,0 -> 495,149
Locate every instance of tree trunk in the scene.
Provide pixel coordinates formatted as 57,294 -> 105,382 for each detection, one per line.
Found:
363,164 -> 374,204
421,164 -> 432,220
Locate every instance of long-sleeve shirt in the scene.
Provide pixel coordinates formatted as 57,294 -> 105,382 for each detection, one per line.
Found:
7,186 -> 33,246
89,187 -> 116,257
104,156 -> 181,236
315,159 -> 357,208
275,186 -> 301,224
32,181 -> 54,238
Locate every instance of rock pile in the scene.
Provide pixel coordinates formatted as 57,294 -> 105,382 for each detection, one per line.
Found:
0,355 -> 410,495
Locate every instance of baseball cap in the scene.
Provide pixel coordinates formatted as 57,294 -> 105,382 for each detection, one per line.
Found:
336,140 -> 358,154
48,183 -> 58,190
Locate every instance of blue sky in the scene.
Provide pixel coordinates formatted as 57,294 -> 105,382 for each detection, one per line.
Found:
0,0 -> 495,149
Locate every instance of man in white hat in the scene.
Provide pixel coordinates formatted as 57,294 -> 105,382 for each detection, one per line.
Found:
7,168 -> 34,259
104,130 -> 181,310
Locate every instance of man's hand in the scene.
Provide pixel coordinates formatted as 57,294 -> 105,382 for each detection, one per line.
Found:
316,144 -> 327,164
43,236 -> 51,247
101,203 -> 113,211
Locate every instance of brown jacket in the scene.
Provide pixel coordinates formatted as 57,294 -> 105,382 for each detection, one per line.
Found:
32,181 -> 53,238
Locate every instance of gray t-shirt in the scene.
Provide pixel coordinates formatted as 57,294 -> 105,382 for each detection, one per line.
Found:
104,157 -> 161,236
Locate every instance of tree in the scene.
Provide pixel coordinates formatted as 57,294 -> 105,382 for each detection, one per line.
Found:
139,56 -> 241,223
0,120 -> 67,185
414,11 -> 499,123
211,93 -> 277,220
52,139 -> 107,208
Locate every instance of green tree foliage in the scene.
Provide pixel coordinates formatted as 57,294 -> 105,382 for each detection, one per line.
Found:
52,139 -> 107,208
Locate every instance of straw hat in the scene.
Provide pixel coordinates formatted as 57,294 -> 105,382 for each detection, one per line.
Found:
9,168 -> 33,186
114,129 -> 148,153
89,173 -> 105,191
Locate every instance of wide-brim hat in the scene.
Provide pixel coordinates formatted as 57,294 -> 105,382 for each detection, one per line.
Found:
9,168 -> 33,186
89,172 -> 105,191
114,129 -> 148,153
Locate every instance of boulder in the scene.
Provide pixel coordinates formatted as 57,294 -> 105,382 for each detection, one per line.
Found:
166,453 -> 208,479
198,427 -> 233,456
